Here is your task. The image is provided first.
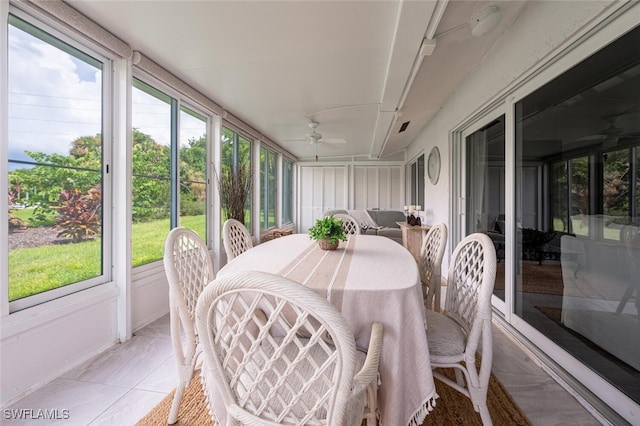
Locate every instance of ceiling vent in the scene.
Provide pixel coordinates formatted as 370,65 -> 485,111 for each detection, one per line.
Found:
399,121 -> 411,133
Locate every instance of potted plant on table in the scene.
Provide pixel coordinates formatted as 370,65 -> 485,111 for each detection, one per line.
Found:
308,215 -> 347,250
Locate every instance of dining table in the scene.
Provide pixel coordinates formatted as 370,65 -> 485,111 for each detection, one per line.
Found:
215,233 -> 437,426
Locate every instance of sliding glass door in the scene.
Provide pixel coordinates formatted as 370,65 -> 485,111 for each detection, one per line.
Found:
512,25 -> 640,405
459,22 -> 640,415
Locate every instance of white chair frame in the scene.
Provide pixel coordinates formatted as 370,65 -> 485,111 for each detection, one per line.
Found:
333,213 -> 361,235
163,227 -> 215,424
223,218 -> 254,261
195,270 -> 383,426
426,233 -> 497,425
419,223 -> 447,311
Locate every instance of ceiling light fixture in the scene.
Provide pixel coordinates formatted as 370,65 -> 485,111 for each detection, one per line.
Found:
435,5 -> 502,38
470,5 -> 502,37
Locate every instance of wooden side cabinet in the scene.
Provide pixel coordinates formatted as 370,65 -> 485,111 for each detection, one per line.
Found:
396,221 -> 431,263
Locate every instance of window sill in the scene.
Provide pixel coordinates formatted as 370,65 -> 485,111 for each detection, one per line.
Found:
1,282 -> 119,339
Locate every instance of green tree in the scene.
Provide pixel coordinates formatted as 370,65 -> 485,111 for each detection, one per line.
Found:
8,134 -> 102,220
603,149 -> 630,219
131,128 -> 171,221
179,135 -> 207,216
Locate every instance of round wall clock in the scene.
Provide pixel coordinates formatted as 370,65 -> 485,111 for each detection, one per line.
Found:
427,146 -> 441,185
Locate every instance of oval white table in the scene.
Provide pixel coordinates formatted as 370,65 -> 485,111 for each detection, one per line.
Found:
217,233 -> 437,426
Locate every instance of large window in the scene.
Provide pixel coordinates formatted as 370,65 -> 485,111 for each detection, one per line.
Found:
179,106 -> 208,239
131,80 -> 171,266
409,154 -> 425,206
7,14 -> 108,309
131,79 -> 209,267
282,158 -> 293,224
513,25 -> 640,404
260,147 -> 277,229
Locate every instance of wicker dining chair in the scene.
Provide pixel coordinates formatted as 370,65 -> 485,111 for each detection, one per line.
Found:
333,213 -> 361,235
425,233 -> 497,425
195,270 -> 383,426
163,227 -> 215,424
222,218 -> 254,261
419,223 -> 448,312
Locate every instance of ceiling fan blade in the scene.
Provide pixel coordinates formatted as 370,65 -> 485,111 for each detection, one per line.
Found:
320,138 -> 346,144
577,134 -> 606,142
317,141 -> 339,150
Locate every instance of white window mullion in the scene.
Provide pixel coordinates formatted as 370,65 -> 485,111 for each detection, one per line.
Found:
113,56 -> 133,341
1,0 -> 10,317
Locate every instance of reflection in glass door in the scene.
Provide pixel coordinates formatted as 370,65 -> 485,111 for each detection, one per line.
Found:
513,24 -> 640,406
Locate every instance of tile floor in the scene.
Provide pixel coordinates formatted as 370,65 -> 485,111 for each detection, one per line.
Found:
3,313 -> 601,426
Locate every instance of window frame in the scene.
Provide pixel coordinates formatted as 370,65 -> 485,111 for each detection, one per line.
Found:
408,153 -> 425,207
6,9 -> 113,312
282,157 -> 294,224
260,146 -> 278,230
131,75 -> 213,267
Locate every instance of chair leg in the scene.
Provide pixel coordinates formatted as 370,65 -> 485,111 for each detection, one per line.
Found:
477,403 -> 493,426
167,381 -> 187,424
454,368 -> 465,387
365,381 -> 378,426
469,383 -> 492,426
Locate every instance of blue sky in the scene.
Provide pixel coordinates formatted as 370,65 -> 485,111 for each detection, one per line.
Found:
8,20 -> 206,171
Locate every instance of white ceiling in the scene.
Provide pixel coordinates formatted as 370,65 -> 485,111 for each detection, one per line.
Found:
68,0 -> 529,161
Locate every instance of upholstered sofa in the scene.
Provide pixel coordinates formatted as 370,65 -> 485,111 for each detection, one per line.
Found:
323,209 -> 405,244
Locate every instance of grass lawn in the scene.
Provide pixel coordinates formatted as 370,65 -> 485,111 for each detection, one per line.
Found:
9,215 -> 206,301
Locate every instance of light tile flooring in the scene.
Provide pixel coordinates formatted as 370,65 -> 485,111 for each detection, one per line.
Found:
3,314 -> 601,426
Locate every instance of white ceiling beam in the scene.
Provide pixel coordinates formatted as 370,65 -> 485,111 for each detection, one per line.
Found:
370,0 -> 446,159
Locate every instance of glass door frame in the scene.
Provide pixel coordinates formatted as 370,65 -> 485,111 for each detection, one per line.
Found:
452,103 -> 512,318
451,7 -> 640,421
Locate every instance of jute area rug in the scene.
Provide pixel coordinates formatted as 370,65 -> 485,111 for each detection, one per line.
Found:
136,370 -> 531,425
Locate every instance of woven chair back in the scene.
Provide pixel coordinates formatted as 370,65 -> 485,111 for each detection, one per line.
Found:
444,233 -> 496,336
164,227 -> 215,319
196,271 -> 358,425
223,218 -> 254,261
419,223 -> 448,311
333,213 -> 361,235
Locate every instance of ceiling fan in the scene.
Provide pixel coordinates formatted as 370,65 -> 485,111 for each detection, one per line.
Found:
300,120 -> 347,146
577,113 -> 628,143
281,120 -> 347,161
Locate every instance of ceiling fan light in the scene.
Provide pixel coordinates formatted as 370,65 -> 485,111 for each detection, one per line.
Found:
471,5 -> 502,37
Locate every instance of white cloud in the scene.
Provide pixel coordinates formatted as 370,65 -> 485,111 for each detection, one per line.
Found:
8,25 -> 101,161
8,22 -> 208,167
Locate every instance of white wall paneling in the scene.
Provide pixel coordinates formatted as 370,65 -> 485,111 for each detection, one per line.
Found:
299,163 -> 404,232
299,165 -> 348,232
353,165 -> 403,210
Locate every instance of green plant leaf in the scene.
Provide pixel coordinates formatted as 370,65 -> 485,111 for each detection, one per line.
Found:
308,215 -> 347,243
